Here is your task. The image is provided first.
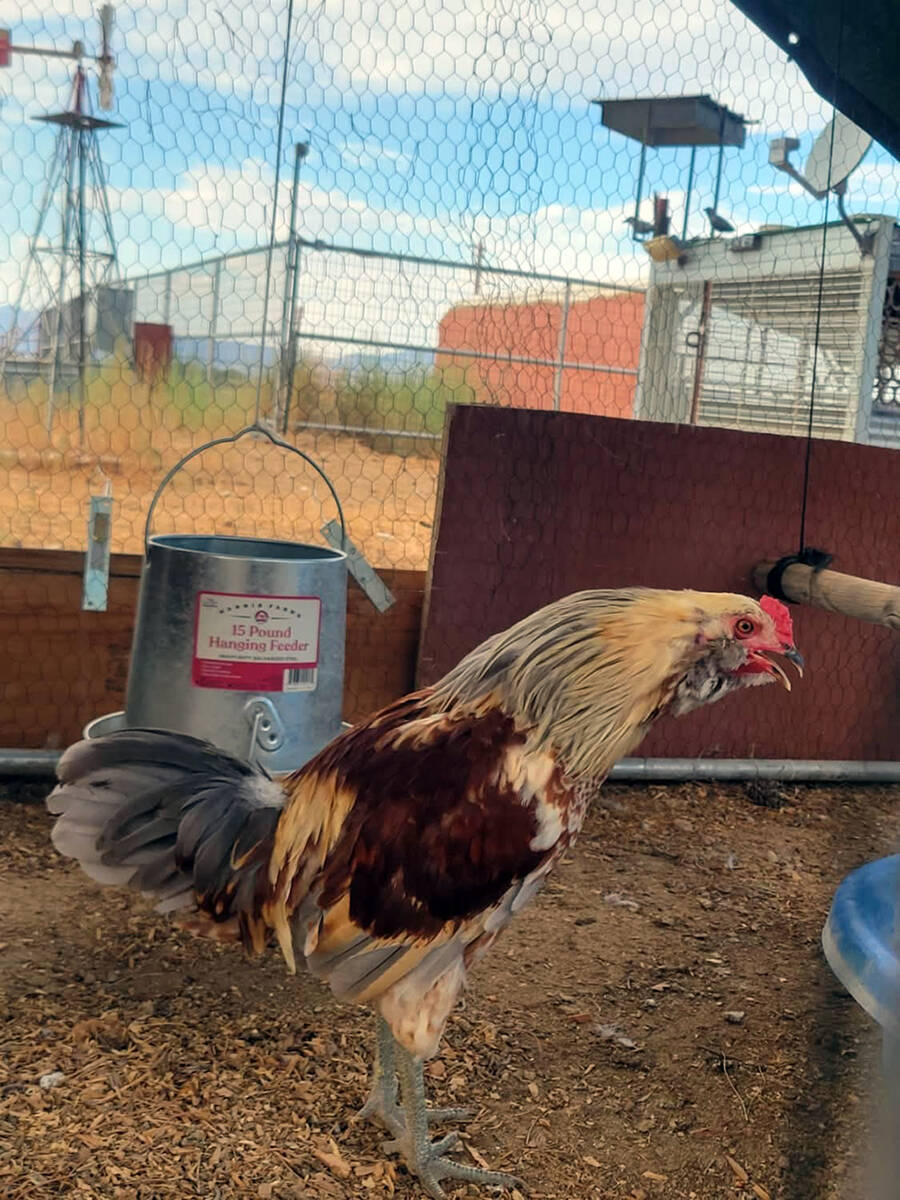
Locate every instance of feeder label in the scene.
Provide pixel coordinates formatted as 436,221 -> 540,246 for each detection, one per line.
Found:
192,592 -> 321,692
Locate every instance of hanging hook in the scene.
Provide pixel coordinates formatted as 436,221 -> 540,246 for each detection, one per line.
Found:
90,459 -> 112,498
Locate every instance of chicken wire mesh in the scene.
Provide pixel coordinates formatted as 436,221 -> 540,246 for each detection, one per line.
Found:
0,0 -> 898,745
1,5 -> 900,1198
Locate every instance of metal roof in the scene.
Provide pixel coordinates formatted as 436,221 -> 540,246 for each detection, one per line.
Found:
593,95 -> 747,148
728,0 -> 900,160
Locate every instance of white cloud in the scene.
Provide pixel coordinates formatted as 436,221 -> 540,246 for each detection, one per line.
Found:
742,148 -> 900,217
112,163 -> 650,354
105,161 -> 462,265
281,0 -> 834,134
6,0 -> 836,134
104,160 -> 647,289
339,138 -> 413,177
5,0 -> 891,356
467,201 -> 648,283
845,160 -> 900,209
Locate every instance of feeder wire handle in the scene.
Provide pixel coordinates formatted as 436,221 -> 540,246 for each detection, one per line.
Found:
143,422 -> 347,557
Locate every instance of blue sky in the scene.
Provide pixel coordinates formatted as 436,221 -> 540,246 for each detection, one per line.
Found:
2,0 -> 898,346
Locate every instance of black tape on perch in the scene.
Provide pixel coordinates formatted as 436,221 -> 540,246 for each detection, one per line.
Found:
766,548 -> 834,604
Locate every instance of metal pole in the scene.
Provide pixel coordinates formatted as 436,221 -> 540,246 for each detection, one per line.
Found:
207,257 -> 222,386
682,145 -> 696,241
290,326 -> 637,376
281,162 -> 307,435
552,282 -> 572,412
46,123 -> 78,433
688,280 -> 712,424
277,142 -> 305,428
609,759 -> 900,783
86,132 -> 119,283
633,141 -> 647,228
712,113 -> 726,213
128,234 -> 643,294
77,117 -> 88,448
282,303 -> 304,436
253,0 -> 298,426
282,307 -> 303,439
280,143 -> 304,350
8,747 -> 900,783
9,42 -> 84,61
473,241 -> 484,295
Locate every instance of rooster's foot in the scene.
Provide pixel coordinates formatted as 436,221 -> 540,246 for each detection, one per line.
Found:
358,1017 -> 471,1140
389,1038 -> 522,1199
385,1129 -> 521,1199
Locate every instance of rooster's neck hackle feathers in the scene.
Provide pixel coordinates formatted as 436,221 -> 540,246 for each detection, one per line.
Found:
429,588 -> 751,780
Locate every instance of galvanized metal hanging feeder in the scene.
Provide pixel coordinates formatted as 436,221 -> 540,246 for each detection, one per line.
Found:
88,423 -> 349,773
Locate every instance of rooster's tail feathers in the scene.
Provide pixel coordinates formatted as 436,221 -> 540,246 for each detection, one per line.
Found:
47,729 -> 285,937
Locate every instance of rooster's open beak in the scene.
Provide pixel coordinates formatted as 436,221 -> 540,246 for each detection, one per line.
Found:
784,647 -> 804,673
758,646 -> 805,690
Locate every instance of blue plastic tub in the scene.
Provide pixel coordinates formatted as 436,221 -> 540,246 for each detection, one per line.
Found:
823,854 -> 900,1039
823,855 -> 900,1198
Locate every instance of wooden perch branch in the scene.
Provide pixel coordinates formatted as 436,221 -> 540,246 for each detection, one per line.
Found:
753,561 -> 900,631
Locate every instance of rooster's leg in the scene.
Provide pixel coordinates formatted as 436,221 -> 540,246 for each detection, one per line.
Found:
385,1040 -> 521,1200
357,1015 -> 405,1135
358,1017 -> 470,1137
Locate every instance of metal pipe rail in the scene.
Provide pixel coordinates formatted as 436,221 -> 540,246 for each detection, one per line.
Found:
4,749 -> 899,784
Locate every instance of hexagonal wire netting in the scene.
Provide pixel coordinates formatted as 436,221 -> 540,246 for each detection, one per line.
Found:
0,8 -> 896,660
2,0 -> 898,576
0,1 -> 897,755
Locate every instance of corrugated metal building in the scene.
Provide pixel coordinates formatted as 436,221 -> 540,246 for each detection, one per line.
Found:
436,219 -> 900,448
636,216 -> 900,447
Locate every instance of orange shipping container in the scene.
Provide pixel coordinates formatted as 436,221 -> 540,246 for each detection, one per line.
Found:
436,287 -> 644,418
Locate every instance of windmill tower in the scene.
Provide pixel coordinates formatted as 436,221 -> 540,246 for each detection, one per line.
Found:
1,7 -> 120,440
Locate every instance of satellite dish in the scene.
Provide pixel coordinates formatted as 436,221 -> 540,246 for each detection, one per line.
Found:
804,113 -> 872,195
768,113 -> 877,254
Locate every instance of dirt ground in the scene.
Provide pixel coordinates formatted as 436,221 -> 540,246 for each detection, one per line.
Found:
2,778 -> 898,1200
0,414 -> 439,570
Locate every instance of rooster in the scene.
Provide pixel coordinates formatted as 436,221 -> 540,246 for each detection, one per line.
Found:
47,588 -> 802,1197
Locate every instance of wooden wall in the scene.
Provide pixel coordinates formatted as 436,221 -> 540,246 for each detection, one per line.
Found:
7,407 -> 897,762
419,405 -> 900,761
0,547 -> 424,749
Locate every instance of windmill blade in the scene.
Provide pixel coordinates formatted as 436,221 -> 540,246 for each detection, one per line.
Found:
98,4 -> 115,110
100,4 -> 115,56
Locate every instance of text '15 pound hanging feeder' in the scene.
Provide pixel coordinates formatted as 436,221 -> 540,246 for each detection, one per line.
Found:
89,425 -> 349,773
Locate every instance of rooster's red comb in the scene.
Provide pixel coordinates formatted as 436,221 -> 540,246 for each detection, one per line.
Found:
760,595 -> 795,644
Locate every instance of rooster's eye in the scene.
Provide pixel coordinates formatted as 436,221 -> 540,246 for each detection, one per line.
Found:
735,618 -> 755,638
